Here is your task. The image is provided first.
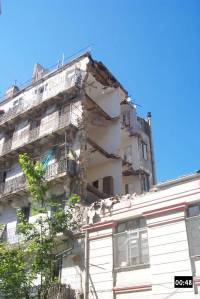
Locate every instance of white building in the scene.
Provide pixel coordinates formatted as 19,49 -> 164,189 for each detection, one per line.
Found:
63,172 -> 200,299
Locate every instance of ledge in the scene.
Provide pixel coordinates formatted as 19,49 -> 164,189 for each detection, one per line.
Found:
143,202 -> 187,218
114,263 -> 150,273
113,283 -> 152,294
82,220 -> 117,232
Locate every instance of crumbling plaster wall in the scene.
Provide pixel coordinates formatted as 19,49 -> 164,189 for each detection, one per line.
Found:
88,120 -> 121,155
85,74 -> 121,118
122,175 -> 141,194
87,160 -> 122,195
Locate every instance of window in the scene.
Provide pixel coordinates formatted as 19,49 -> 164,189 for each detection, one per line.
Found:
114,218 -> 149,268
141,174 -> 150,192
38,86 -> 44,94
186,204 -> 200,257
13,97 -> 23,107
103,176 -> 114,196
125,183 -> 129,194
92,180 -> 99,189
141,141 -> 148,160
188,204 -> 200,218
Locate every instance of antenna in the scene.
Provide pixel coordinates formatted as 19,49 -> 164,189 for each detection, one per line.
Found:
61,53 -> 65,66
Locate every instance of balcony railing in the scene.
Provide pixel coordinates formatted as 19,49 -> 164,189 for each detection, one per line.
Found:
0,158 -> 70,199
0,105 -> 81,158
0,68 -> 83,126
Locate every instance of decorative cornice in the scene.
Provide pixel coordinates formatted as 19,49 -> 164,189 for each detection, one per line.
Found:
143,202 -> 187,218
101,188 -> 200,219
147,216 -> 185,228
113,284 -> 152,294
82,220 -> 118,232
89,233 -> 112,241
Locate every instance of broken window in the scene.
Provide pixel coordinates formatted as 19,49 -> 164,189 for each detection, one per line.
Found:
114,218 -> 149,268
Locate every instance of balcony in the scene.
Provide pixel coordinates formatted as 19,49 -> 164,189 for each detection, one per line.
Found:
0,158 -> 73,201
0,104 -> 81,159
0,68 -> 83,127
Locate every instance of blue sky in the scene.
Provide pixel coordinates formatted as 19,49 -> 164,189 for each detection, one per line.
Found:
0,0 -> 200,182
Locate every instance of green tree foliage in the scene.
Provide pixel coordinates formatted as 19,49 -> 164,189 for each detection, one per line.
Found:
0,153 -> 80,299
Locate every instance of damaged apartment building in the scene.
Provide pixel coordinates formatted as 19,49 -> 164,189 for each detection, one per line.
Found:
0,52 -> 155,243
1,53 -> 200,299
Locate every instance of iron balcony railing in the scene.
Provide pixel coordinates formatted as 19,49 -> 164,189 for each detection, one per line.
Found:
0,158 -> 70,199
0,68 -> 83,126
0,104 -> 81,158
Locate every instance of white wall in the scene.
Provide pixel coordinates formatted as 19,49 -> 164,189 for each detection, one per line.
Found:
0,133 -> 4,155
93,89 -> 121,118
88,120 -> 121,155
86,77 -> 121,119
116,291 -> 152,299
147,215 -> 193,298
122,175 -> 141,194
88,228 -> 113,299
84,175 -> 200,298
87,160 -> 122,195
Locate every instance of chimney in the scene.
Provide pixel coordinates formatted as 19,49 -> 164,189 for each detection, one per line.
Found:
147,112 -> 152,126
5,85 -> 19,99
32,63 -> 46,82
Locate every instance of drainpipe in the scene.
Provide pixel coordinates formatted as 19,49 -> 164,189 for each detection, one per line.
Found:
147,112 -> 156,185
84,229 -> 89,299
